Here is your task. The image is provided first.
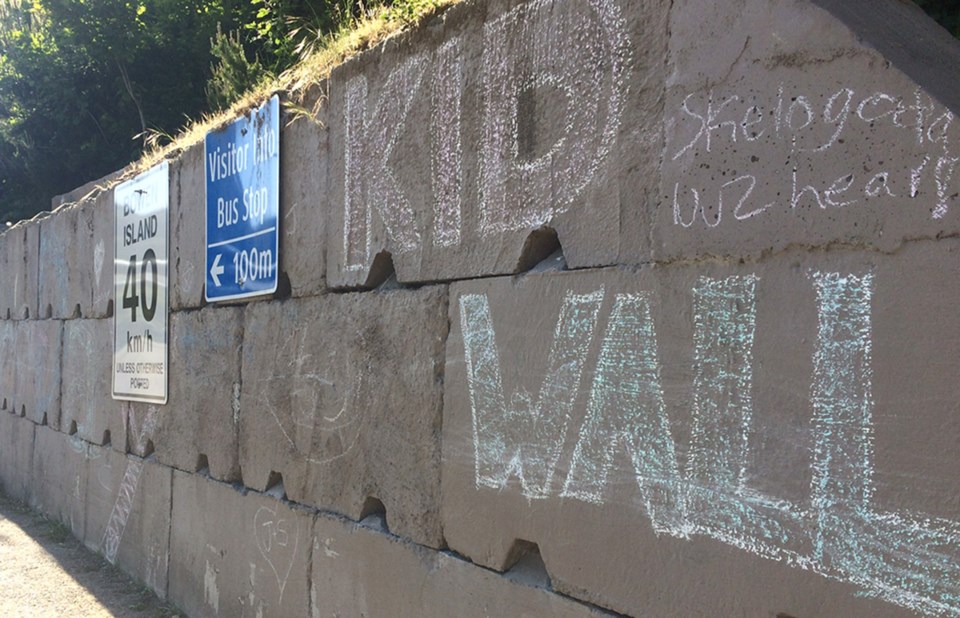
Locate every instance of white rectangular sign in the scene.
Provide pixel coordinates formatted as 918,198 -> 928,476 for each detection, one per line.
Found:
113,161 -> 169,404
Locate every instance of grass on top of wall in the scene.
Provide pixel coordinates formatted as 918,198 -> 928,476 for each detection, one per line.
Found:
96,0 -> 460,197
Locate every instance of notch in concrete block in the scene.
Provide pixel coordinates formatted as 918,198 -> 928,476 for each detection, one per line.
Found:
366,249 -> 397,289
195,453 -> 210,475
503,540 -> 552,590
516,227 -> 561,273
265,470 -> 286,499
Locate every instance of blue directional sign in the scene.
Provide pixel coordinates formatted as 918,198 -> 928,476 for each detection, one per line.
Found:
205,95 -> 280,301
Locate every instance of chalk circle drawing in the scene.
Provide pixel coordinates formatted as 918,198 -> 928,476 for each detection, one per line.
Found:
101,404 -> 158,564
253,504 -> 300,602
258,326 -> 370,466
459,273 -> 960,616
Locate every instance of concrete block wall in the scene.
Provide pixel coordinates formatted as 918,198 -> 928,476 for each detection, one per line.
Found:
1,0 -> 959,616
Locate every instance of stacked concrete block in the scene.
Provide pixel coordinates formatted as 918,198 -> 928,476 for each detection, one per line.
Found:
240,287 -> 446,547
655,0 -> 960,262
84,445 -> 172,599
61,318 -> 124,446
78,188 -> 116,319
442,241 -> 960,616
170,143 -> 205,311
280,100 -> 328,298
14,318 -> 62,427
325,0 -> 668,287
3,1 -> 960,617
169,471 -> 311,618
39,204 -> 89,319
152,306 -> 243,480
30,427 -> 88,540
0,411 -> 34,502
0,218 -> 40,319
0,320 -> 15,411
311,512 -> 607,617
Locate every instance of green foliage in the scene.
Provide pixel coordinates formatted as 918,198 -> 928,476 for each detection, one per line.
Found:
0,0 -> 255,223
206,23 -> 266,111
382,0 -> 444,24
3,0 -> 950,225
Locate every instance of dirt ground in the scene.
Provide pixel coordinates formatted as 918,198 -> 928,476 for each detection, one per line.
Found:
0,490 -> 181,617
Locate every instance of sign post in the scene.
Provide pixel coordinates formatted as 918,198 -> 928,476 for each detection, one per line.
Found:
205,95 -> 280,302
113,161 -> 169,404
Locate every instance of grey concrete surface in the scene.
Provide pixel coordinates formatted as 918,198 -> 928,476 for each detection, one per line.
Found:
2,1 -> 960,617
443,242 -> 960,616
239,287 -> 447,548
169,471 -> 311,618
280,100 -> 328,299
0,218 -> 41,320
15,319 -> 62,428
30,427 -> 88,541
152,306 -> 243,481
39,204 -> 85,319
170,144 -> 204,311
62,318 -> 121,446
0,411 -> 35,503
311,510 -> 609,617
84,446 -> 172,599
325,0 -> 668,287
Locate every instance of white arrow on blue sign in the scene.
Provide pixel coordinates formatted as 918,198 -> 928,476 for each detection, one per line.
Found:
205,94 -> 280,302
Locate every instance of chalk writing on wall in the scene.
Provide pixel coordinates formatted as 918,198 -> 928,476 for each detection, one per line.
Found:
459,274 -> 960,616
477,0 -> 628,235
341,0 -> 628,271
669,86 -> 960,227
101,405 -> 158,563
253,504 -> 299,602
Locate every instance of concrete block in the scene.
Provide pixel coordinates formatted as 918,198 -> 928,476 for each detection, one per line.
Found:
80,188 -> 116,318
0,410 -> 35,502
0,320 -> 16,412
14,319 -> 62,427
170,143 -> 204,310
311,512 -> 607,617
51,168 -> 124,210
169,471 -> 311,618
153,306 -> 243,481
61,318 -> 123,446
654,0 -> 960,261
30,426 -> 87,539
0,218 -> 40,320
444,243 -> 960,616
325,0 -> 666,287
39,204 -> 88,319
240,287 -> 446,547
280,100 -> 328,298
84,446 -> 171,598
122,399 -> 160,457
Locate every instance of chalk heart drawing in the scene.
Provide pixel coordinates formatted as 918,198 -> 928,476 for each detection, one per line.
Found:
253,504 -> 299,601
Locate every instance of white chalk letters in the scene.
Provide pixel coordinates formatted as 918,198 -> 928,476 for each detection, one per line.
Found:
341,0 -> 628,271
459,274 -> 960,616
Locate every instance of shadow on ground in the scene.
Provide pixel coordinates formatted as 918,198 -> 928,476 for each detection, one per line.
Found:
0,489 -> 182,617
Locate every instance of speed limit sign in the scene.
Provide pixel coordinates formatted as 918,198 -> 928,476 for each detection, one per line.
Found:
112,161 -> 169,404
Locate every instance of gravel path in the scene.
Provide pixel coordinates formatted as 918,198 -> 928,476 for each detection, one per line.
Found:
0,490 -> 180,617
